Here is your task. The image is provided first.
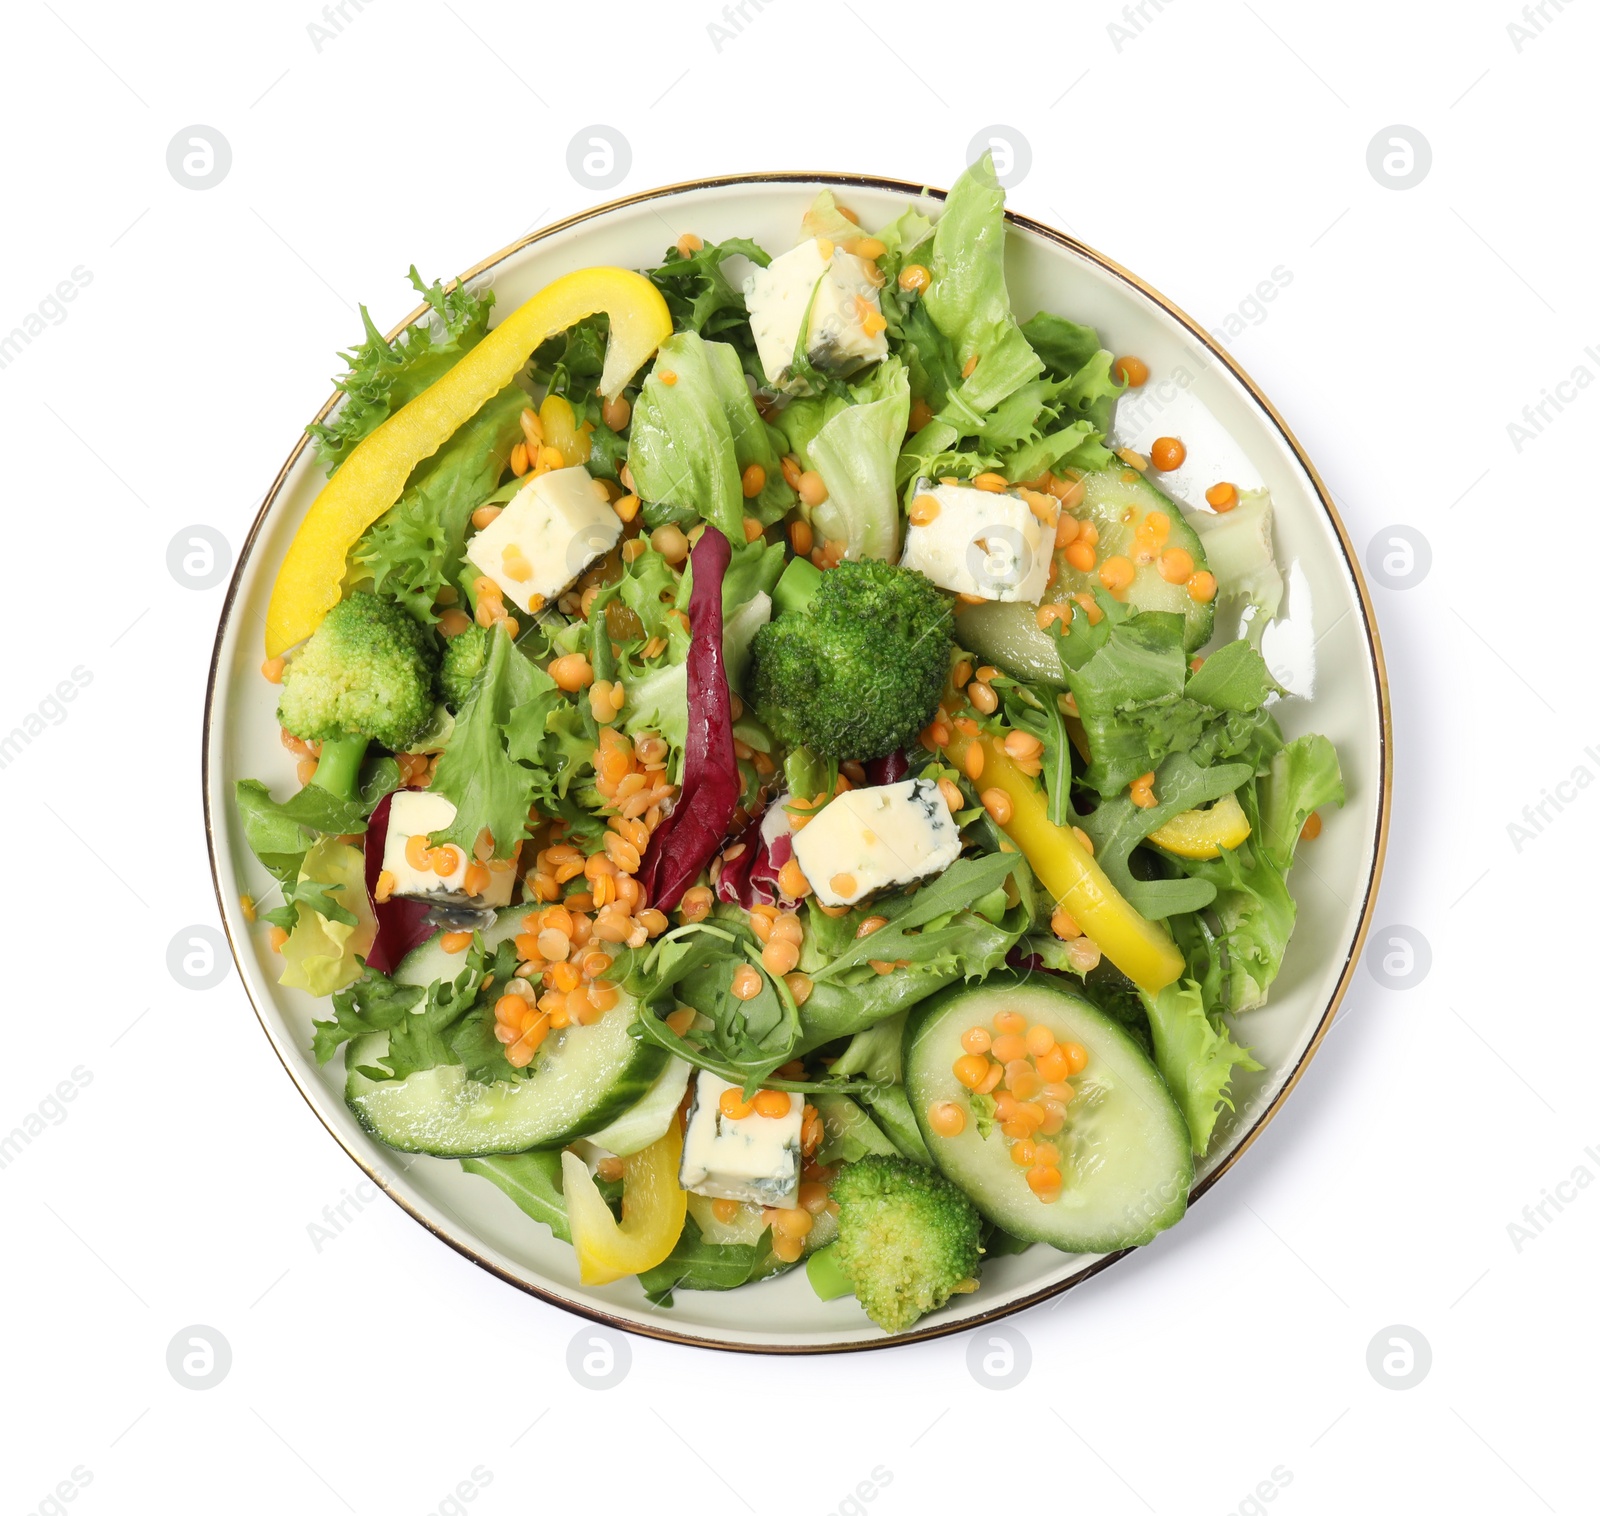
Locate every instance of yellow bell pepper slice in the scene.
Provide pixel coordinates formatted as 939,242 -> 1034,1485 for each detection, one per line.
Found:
266,266 -> 672,657
945,731 -> 1183,995
1146,792 -> 1251,860
561,1124 -> 688,1286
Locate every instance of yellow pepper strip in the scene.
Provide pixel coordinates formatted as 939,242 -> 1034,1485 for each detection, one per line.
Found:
1146,792 -> 1251,860
561,1124 -> 688,1286
945,731 -> 1183,995
266,266 -> 672,657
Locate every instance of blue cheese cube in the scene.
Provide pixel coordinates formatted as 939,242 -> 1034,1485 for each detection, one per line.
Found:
679,1071 -> 802,1207
463,465 -> 622,614
744,237 -> 888,392
380,790 -> 516,907
899,477 -> 1054,603
790,777 -> 962,908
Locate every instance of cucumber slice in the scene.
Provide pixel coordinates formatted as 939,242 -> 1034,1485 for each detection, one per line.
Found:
584,1057 -> 692,1156
393,909 -> 521,984
344,923 -> 666,1157
905,973 -> 1191,1252
956,468 -> 1214,684
813,1092 -> 901,1166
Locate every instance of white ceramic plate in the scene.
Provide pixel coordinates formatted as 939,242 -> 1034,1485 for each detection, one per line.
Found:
203,173 -> 1390,1353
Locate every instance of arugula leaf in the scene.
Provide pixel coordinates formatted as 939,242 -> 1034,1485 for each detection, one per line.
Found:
427,624 -> 539,859
809,852 -> 1020,984
996,680 -> 1072,827
448,939 -> 525,1083
309,268 -> 496,474
1075,753 -> 1254,919
611,926 -> 797,1086
461,1151 -> 570,1243
637,1214 -> 763,1306
1141,979 -> 1261,1156
796,959 -> 995,1055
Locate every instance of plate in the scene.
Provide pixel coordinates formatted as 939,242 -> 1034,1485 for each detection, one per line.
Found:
203,173 -> 1390,1352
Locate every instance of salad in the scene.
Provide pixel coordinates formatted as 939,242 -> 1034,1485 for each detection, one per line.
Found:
233,156 -> 1344,1336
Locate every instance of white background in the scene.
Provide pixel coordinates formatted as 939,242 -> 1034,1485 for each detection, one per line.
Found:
1,1 -> 1593,1512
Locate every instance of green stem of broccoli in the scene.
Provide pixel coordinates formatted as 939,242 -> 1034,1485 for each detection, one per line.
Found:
310,733 -> 368,802
772,555 -> 823,619
805,1244 -> 855,1302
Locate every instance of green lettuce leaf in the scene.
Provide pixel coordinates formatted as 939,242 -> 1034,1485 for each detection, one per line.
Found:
923,154 -> 1044,422
311,966 -> 423,1065
427,624 -> 539,859
1173,736 -> 1345,1013
1053,601 -> 1284,796
233,780 -> 311,885
647,235 -> 771,343
1020,311 -> 1103,380
325,938 -> 518,1083
277,840 -> 375,997
1258,733 -> 1344,869
308,268 -> 495,474
627,332 -> 795,541
782,357 -> 910,561
352,385 -> 527,623
1141,979 -> 1261,1156
1188,489 -> 1284,646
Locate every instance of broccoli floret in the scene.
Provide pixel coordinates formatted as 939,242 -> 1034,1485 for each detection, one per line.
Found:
277,591 -> 438,798
748,559 -> 952,760
438,622 -> 489,711
830,1154 -> 983,1333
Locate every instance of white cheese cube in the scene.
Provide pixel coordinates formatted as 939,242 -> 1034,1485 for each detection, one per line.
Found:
791,777 -> 962,908
464,465 -> 622,613
744,237 -> 888,391
380,790 -> 515,907
679,1071 -> 802,1207
899,478 -> 1054,604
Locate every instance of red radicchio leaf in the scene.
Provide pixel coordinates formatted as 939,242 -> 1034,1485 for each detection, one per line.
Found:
714,803 -> 795,910
638,526 -> 741,912
865,749 -> 910,787
362,792 -> 434,975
